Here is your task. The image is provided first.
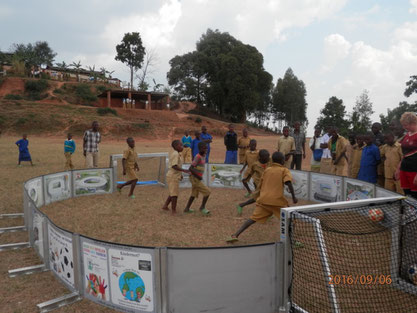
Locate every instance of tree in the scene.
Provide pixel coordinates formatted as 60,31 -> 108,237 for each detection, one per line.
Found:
271,68 -> 308,126
32,41 -> 56,68
70,61 -> 82,82
115,32 -> 145,91
12,41 -> 56,72
316,96 -> 350,135
404,75 -> 417,97
56,61 -> 68,70
88,65 -> 98,83
136,47 -> 158,91
380,101 -> 417,130
349,90 -> 374,134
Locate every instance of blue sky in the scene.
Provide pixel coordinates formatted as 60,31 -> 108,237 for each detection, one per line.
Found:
1,0 -> 416,133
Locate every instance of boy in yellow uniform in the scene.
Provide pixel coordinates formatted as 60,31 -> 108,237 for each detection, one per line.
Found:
238,128 -> 251,164
277,126 -> 295,168
227,152 -> 297,242
161,140 -> 190,214
183,142 -> 211,215
380,133 -> 403,194
240,139 -> 259,196
350,135 -> 365,178
328,127 -> 348,176
236,149 -> 270,216
117,137 -> 139,198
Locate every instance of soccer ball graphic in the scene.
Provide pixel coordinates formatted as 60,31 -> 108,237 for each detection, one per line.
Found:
409,264 -> 417,285
59,247 -> 74,279
368,208 -> 384,222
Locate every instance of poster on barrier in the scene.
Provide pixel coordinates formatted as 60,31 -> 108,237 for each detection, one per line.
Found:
44,172 -> 71,204
285,171 -> 308,200
25,177 -> 44,207
209,164 -> 243,188
345,178 -> 374,200
179,164 -> 192,188
310,173 -> 342,203
48,224 -> 75,289
82,239 -> 110,304
32,211 -> 45,259
376,187 -> 398,198
73,169 -> 112,196
109,247 -> 154,312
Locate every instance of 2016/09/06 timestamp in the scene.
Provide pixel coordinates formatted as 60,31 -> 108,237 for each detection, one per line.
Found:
329,275 -> 392,285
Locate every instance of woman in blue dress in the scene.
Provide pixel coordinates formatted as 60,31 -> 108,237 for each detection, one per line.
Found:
16,134 -> 33,166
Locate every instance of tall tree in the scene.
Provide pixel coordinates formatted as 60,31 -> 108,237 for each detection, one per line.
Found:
12,41 -> 56,72
115,32 -> 145,91
404,75 -> 417,97
271,68 -> 308,126
136,47 -> 158,91
70,61 -> 82,82
380,101 -> 417,130
316,96 -> 350,135
349,89 -> 374,134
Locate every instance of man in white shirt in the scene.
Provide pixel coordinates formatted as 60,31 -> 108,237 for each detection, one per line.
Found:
320,126 -> 333,174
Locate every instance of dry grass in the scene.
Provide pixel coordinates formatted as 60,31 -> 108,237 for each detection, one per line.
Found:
0,134 -> 312,312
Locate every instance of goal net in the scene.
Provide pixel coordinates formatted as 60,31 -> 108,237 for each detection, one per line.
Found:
284,197 -> 417,313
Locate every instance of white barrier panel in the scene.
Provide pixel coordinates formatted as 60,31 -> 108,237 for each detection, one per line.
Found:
208,164 -> 243,188
310,173 -> 343,203
44,172 -> 71,205
286,170 -> 309,200
80,237 -> 158,313
376,186 -> 399,198
48,223 -> 76,290
32,208 -> 45,260
25,177 -> 44,208
72,169 -> 113,197
344,178 -> 375,201
179,163 -> 192,188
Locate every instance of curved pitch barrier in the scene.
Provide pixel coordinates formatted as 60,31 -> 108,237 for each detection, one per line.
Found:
19,154 -> 417,313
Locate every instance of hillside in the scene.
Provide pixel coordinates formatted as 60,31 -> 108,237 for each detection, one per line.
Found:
0,78 -> 274,139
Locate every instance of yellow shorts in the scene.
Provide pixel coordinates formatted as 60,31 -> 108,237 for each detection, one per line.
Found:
190,176 -> 211,198
167,176 -> 180,197
250,203 -> 283,224
126,167 -> 138,181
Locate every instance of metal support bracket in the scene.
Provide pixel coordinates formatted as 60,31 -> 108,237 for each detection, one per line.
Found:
0,213 -> 24,219
0,242 -> 30,251
37,292 -> 82,313
0,225 -> 26,233
8,264 -> 48,277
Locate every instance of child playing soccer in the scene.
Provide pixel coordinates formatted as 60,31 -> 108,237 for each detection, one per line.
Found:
16,134 -> 33,166
162,140 -> 190,214
357,133 -> 381,184
181,130 -> 192,163
380,132 -> 403,194
64,133 -> 76,170
184,142 -> 211,215
277,126 -> 295,168
240,139 -> 259,196
117,137 -> 139,198
227,152 -> 297,242
236,149 -> 270,216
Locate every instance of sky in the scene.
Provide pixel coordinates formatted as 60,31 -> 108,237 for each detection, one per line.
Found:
1,0 -> 417,134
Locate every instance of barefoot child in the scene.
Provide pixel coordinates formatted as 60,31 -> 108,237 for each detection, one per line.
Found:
117,137 -> 139,198
240,139 -> 259,196
162,140 -> 190,214
227,152 -> 297,242
64,133 -> 76,170
16,134 -> 33,166
237,149 -> 270,216
184,142 -> 211,215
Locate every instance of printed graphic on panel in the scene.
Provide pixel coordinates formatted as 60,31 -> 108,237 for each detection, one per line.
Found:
83,241 -> 110,302
25,178 -> 43,207
109,248 -> 153,312
48,224 -> 75,288
45,173 -> 71,204
285,171 -> 308,199
311,174 -> 342,202
210,165 -> 242,188
33,213 -> 44,258
179,164 -> 191,188
346,180 -> 374,200
74,169 -> 112,195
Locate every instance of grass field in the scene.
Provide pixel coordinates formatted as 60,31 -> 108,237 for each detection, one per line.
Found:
0,134 -> 311,313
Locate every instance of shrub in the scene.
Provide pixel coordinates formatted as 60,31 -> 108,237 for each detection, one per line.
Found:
195,117 -> 202,123
15,117 -> 28,126
4,94 -> 23,100
76,84 -> 97,103
97,107 -> 117,116
24,79 -> 49,100
53,88 -> 63,94
96,85 -> 107,94
133,123 -> 152,129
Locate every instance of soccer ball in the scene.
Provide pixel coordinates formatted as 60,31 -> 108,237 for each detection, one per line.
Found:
368,208 -> 384,222
409,264 -> 417,285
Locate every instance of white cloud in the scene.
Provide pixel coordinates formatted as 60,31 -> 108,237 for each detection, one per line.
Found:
410,0 -> 417,14
322,34 -> 351,71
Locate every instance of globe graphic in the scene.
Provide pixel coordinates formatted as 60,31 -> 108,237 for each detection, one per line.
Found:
119,272 -> 146,302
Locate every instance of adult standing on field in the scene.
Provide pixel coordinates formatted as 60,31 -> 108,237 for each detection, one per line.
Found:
224,124 -> 238,164
290,121 -> 306,170
83,121 -> 101,168
395,112 -> 417,199
319,126 -> 333,174
200,126 -> 213,163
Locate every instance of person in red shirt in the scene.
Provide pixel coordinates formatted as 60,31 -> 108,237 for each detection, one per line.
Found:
395,112 -> 417,199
